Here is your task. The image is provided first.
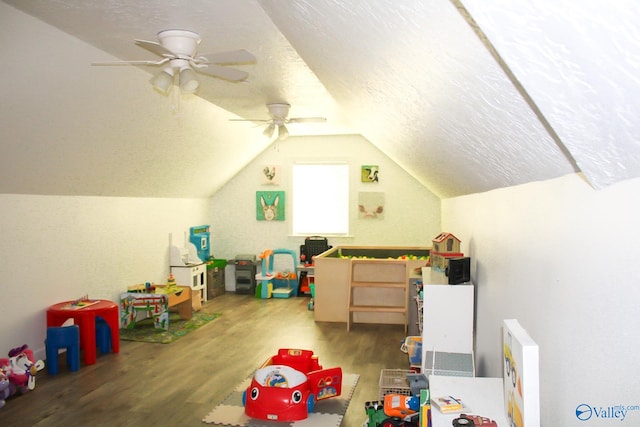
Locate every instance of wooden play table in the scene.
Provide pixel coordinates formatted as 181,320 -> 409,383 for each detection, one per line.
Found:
156,284 -> 192,320
120,285 -> 192,330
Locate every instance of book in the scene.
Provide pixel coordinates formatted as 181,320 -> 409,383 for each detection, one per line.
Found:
420,388 -> 432,427
431,395 -> 465,413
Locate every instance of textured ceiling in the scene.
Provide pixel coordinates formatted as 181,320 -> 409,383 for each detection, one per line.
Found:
0,0 -> 638,199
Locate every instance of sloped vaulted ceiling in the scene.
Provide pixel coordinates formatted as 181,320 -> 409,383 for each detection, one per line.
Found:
460,0 -> 640,191
0,0 -> 638,199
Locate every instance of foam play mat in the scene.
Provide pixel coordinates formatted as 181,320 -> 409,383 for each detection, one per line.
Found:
202,373 -> 359,427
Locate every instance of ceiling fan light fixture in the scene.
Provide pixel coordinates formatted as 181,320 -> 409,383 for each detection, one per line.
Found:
151,67 -> 174,94
263,123 -> 276,138
267,103 -> 291,118
157,30 -> 200,57
179,67 -> 199,93
277,124 -> 289,140
230,102 -> 324,139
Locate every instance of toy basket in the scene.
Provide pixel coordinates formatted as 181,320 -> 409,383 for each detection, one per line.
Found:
378,369 -> 412,400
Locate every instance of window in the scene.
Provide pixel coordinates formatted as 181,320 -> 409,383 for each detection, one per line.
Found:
292,163 -> 349,235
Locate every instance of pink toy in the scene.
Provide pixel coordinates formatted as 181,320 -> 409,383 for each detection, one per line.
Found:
242,348 -> 342,422
0,344 -> 45,399
0,369 -> 9,409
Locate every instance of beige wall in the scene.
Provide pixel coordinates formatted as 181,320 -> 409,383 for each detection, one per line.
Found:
210,134 -> 442,258
0,194 -> 212,359
442,173 -> 640,426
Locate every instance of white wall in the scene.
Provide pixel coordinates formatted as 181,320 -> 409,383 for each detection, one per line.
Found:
442,173 -> 640,426
0,194 -> 212,360
209,134 -> 442,259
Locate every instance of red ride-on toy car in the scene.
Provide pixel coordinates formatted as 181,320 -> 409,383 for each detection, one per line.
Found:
242,349 -> 342,422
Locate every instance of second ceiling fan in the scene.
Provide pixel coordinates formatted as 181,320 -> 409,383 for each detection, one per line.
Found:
232,103 -> 326,140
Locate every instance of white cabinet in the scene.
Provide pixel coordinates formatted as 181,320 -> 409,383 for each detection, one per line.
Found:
171,263 -> 207,305
429,376 -> 508,426
421,267 -> 475,376
422,283 -> 474,353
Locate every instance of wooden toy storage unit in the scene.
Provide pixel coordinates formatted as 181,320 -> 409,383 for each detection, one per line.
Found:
313,246 -> 431,331
169,238 -> 207,309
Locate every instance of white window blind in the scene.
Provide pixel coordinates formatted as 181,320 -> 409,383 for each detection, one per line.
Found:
292,163 -> 349,235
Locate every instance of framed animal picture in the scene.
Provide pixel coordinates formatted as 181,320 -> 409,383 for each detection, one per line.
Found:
261,165 -> 279,185
256,191 -> 285,221
358,192 -> 385,219
361,165 -> 379,182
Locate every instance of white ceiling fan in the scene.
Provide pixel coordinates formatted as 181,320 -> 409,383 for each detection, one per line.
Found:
92,30 -> 256,95
231,103 -> 327,140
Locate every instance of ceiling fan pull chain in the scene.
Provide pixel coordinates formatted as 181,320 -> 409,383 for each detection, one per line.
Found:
170,84 -> 181,114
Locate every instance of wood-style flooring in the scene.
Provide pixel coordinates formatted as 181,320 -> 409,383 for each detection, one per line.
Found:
0,292 -> 410,426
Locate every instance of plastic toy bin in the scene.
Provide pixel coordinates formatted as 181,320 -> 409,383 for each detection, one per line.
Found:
378,369 -> 413,400
401,336 -> 423,365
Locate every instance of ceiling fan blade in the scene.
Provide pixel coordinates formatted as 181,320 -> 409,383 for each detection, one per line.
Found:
135,39 -> 176,58
196,64 -> 249,82
288,117 -> 327,124
92,58 -> 169,66
229,118 -> 271,123
196,49 -> 256,65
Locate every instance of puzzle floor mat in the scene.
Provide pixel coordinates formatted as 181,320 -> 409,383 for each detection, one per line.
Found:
202,373 -> 359,427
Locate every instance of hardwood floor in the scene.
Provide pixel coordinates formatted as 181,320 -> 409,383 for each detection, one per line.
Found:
0,292 -> 411,426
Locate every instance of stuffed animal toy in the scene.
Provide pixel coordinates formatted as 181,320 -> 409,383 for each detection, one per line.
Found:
0,344 -> 45,397
0,369 -> 10,409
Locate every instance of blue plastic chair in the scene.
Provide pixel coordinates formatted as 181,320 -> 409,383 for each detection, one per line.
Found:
45,325 -> 80,375
95,317 -> 112,354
